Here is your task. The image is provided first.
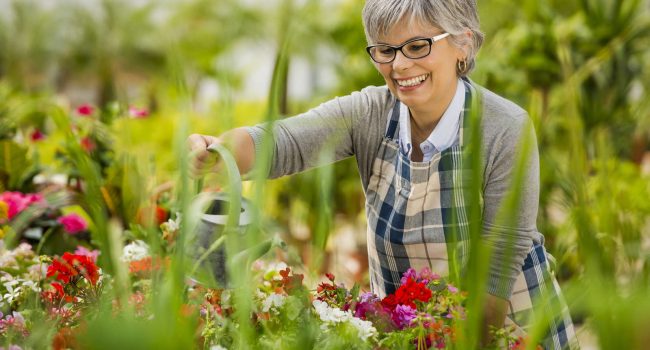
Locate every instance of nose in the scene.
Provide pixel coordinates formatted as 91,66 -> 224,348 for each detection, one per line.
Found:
392,49 -> 412,71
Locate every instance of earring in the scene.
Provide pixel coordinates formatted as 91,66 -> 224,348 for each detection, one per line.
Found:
457,59 -> 468,74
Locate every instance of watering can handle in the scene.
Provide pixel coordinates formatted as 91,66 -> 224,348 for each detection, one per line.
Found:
194,143 -> 243,229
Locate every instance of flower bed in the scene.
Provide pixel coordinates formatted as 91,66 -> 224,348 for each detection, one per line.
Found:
0,241 -> 533,348
0,187 -> 545,349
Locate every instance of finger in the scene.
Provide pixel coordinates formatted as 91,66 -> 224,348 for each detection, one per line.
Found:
187,134 -> 207,152
190,146 -> 223,175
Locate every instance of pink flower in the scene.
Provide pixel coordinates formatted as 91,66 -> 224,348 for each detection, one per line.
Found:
417,267 -> 440,284
57,214 -> 88,234
391,304 -> 417,329
0,192 -> 44,220
400,268 -> 418,285
74,246 -> 100,263
128,106 -> 149,118
30,129 -> 45,142
359,291 -> 379,304
76,104 -> 95,116
447,285 -> 459,294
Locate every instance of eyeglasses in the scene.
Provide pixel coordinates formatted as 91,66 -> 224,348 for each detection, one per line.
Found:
366,32 -> 451,64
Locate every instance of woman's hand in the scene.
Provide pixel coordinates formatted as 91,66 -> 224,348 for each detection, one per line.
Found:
482,293 -> 509,346
186,129 -> 256,179
187,133 -> 223,178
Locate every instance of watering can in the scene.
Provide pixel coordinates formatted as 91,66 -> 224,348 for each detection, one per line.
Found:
190,143 -> 285,287
193,192 -> 253,287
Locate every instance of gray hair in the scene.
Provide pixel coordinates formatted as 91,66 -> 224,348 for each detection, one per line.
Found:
362,0 -> 484,75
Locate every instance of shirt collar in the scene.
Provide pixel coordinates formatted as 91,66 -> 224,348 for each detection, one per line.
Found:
398,79 -> 465,158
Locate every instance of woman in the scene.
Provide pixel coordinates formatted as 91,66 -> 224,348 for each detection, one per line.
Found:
188,1 -> 578,348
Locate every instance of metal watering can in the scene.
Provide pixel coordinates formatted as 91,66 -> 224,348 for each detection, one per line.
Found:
193,192 -> 253,287
190,143 -> 284,287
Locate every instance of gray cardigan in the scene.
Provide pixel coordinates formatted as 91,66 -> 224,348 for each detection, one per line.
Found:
247,84 -> 542,299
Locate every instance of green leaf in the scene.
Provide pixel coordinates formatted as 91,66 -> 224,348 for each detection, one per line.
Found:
0,140 -> 32,190
350,283 -> 360,301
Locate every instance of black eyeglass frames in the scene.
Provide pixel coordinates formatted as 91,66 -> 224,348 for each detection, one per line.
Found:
366,32 -> 450,64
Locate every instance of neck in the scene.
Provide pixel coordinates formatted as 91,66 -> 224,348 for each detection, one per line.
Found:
409,78 -> 458,136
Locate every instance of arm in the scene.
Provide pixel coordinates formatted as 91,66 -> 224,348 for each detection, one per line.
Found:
482,113 -> 539,297
188,94 -> 358,179
247,89 -> 381,179
188,86 -> 389,183
480,113 -> 540,338
187,127 -> 256,178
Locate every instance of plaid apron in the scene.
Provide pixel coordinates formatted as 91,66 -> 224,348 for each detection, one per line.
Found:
364,79 -> 578,349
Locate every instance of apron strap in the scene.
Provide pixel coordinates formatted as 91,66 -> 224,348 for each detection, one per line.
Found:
385,100 -> 401,139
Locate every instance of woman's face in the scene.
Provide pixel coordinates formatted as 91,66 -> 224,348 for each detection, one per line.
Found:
372,18 -> 465,114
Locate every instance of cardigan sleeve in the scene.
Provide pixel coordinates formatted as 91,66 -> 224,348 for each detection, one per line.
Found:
481,113 -> 540,299
245,86 -> 388,181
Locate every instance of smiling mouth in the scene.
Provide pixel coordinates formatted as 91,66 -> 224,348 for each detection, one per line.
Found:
395,73 -> 429,87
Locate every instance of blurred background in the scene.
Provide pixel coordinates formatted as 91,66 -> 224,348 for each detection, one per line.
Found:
1,0 -> 649,348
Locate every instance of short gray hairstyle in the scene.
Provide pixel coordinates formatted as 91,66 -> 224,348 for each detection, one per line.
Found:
362,0 -> 484,75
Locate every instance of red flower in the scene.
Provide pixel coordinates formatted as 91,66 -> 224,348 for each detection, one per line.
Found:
76,104 -> 95,116
64,253 -> 100,285
317,282 -> 336,293
279,267 -> 304,294
325,273 -> 335,281
80,137 -> 96,153
46,258 -> 79,284
136,205 -> 168,227
51,281 -> 65,296
381,278 -> 432,310
42,282 -> 77,304
47,253 -> 100,286
381,294 -> 399,311
128,256 -> 168,276
394,277 -> 432,308
30,129 -> 45,141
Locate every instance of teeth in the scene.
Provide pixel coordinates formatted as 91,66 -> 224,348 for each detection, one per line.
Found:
396,74 -> 428,87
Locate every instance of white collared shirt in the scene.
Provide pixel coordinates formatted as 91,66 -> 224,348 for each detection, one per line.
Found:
397,78 -> 465,161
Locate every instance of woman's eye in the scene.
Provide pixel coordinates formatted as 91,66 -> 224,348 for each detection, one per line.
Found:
408,45 -> 426,52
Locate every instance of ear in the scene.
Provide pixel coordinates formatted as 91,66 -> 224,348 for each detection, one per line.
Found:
456,28 -> 473,60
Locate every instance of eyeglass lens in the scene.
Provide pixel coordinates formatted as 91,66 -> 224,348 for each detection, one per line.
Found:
369,39 -> 432,63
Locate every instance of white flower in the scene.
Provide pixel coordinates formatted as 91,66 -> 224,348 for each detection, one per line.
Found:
312,300 -> 349,323
3,285 -> 22,305
13,243 -> 34,259
163,214 -> 181,232
0,254 -> 17,269
261,293 -> 286,313
348,316 -> 377,341
122,240 -> 150,262
27,264 -> 46,280
312,300 -> 376,341
266,262 -> 288,280
3,279 -> 19,293
19,279 -> 40,293
210,345 -> 227,350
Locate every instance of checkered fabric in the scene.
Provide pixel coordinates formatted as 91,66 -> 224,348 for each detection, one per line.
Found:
364,79 -> 578,349
506,244 -> 579,349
